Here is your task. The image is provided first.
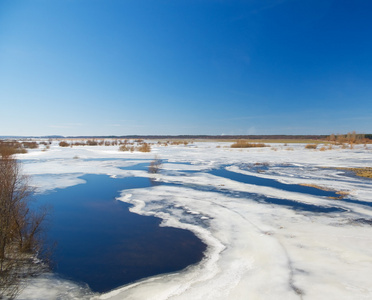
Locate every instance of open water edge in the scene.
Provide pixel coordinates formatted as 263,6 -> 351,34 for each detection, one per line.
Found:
35,174 -> 206,293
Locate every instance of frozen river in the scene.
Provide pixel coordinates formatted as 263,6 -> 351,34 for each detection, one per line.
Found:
18,141 -> 372,300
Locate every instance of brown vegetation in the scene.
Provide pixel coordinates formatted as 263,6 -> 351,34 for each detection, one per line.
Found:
231,140 -> 267,148
58,141 -> 70,147
137,143 -> 151,152
336,167 -> 372,179
299,183 -> 349,199
21,142 -> 39,149
0,141 -> 28,156
328,131 -> 372,146
0,152 -> 48,299
119,141 -> 151,153
305,144 -> 317,149
148,157 -> 162,174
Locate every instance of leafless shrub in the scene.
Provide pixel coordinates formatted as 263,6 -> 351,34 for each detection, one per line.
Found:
119,142 -> 151,152
0,141 -> 27,156
169,140 -> 189,146
231,140 -> 267,148
119,145 -> 130,152
137,143 -> 151,152
149,156 -> 162,174
86,140 -> 98,146
119,145 -> 135,152
329,131 -> 371,145
305,144 -> 317,149
0,154 -> 49,299
21,142 -> 38,149
58,141 -> 70,147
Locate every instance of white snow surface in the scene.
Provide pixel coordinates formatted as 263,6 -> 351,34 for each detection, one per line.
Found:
17,142 -> 372,300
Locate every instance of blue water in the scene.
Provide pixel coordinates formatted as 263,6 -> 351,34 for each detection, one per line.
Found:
119,162 -> 150,171
210,168 -> 339,198
36,174 -> 206,293
152,167 -> 344,213
210,168 -> 372,209
34,162 -> 356,293
160,180 -> 344,213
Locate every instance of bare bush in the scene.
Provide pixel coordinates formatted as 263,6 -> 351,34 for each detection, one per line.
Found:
86,140 -> 98,146
149,157 -> 162,174
0,153 -> 49,299
119,142 -> 151,153
21,142 -> 38,149
137,143 -> 151,152
329,132 -> 371,145
305,144 -> 317,149
119,145 -> 129,152
0,141 -> 27,156
231,140 -> 267,148
58,141 -> 70,147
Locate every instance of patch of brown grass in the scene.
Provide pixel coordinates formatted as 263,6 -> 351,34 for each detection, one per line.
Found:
137,143 -> 151,152
119,142 -> 151,152
231,140 -> 267,148
300,183 -> 329,190
0,141 -> 27,156
305,144 -> 317,149
300,183 -> 349,199
336,167 -> 372,179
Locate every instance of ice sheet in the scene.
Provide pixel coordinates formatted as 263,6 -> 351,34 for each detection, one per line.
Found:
18,142 -> 372,299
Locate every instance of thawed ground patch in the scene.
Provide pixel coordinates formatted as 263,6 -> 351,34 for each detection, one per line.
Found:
18,142 -> 372,299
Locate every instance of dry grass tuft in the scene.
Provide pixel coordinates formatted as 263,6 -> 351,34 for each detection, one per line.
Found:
305,144 -> 317,149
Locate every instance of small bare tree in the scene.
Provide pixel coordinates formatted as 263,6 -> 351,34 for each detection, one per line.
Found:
148,156 -> 162,174
0,150 -> 48,299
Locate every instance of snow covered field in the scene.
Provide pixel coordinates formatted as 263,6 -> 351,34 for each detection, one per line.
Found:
17,141 -> 372,300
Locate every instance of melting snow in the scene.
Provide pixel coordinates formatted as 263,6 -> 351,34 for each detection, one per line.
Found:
18,141 -> 372,299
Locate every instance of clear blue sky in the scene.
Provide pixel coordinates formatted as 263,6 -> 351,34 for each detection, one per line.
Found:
1,0 -> 371,136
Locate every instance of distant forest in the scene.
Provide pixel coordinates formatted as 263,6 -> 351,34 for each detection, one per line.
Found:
1,134 -> 371,140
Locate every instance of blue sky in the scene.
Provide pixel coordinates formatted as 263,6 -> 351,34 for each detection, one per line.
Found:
1,0 -> 371,136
